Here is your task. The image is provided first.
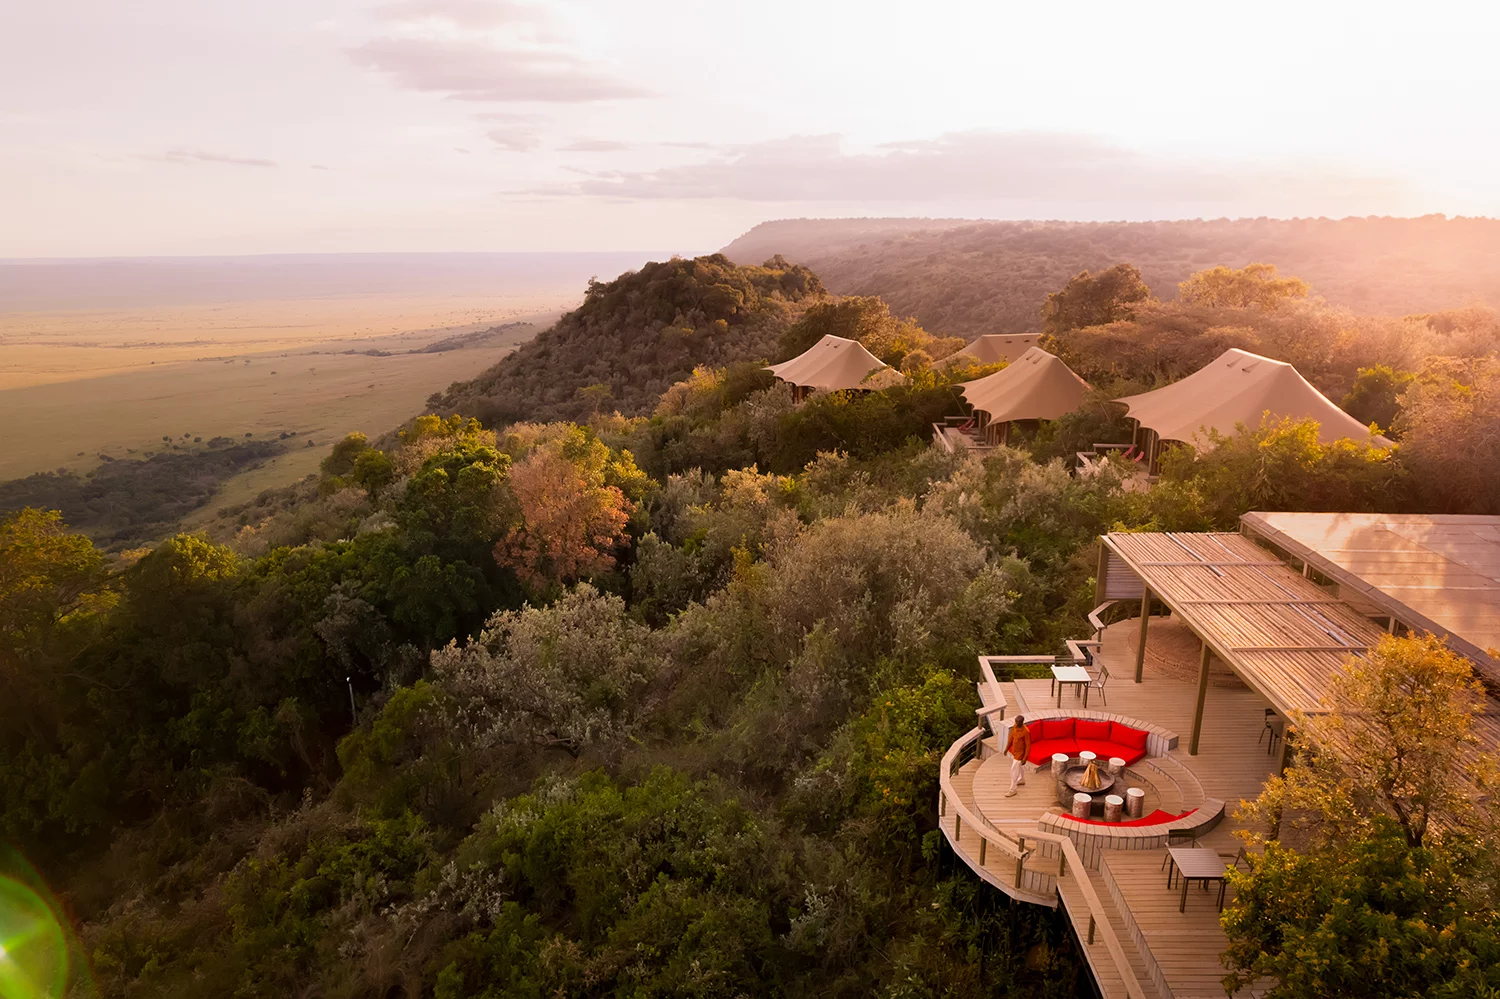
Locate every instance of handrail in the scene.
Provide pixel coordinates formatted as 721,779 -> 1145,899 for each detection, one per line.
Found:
940,727 -> 1148,999
939,727 -> 1029,865
933,424 -> 956,454
1087,600 -> 1118,637
1030,830 -> 1149,999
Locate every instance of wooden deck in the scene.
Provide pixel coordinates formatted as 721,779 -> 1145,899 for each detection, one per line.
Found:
949,619 -> 1283,998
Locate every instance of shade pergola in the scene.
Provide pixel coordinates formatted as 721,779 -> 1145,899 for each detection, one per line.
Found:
939,333 -> 1041,367
1115,348 -> 1389,468
957,347 -> 1091,444
1098,530 -> 1388,755
765,334 -> 900,400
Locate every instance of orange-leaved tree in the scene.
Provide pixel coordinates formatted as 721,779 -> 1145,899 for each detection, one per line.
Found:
493,428 -> 644,593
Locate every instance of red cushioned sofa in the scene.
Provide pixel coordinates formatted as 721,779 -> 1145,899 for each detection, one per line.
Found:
1023,717 -> 1149,766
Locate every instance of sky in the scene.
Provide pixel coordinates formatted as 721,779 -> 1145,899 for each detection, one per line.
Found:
4,0 -> 1500,257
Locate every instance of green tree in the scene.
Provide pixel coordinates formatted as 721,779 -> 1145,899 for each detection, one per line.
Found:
1396,356 -> 1500,514
1342,364 -> 1414,435
1177,262 -> 1309,309
1150,417 -> 1404,530
1039,263 -> 1151,335
1223,634 -> 1500,997
0,508 -> 107,737
1241,633 -> 1492,851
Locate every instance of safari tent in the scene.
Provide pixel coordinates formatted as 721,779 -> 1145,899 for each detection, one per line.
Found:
1115,347 -> 1390,469
957,347 -> 1091,444
939,333 -> 1041,368
766,334 -> 901,400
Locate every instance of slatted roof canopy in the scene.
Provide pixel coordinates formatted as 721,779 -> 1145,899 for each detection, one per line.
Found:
1102,531 -> 1389,716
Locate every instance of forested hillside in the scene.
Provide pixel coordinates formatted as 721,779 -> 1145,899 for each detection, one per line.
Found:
430,254 -> 825,426
5,256 -> 1500,999
721,216 -> 1500,334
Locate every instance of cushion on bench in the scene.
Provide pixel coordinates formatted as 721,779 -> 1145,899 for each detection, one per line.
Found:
1075,718 -> 1112,742
1041,718 -> 1075,741
1060,808 -> 1197,827
1110,721 -> 1149,752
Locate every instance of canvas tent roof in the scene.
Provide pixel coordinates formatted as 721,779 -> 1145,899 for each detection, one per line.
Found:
1115,348 -> 1390,450
765,334 -> 900,392
940,333 -> 1041,367
957,347 -> 1091,422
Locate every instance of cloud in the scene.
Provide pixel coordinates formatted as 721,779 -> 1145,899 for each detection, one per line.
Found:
559,138 -> 630,152
473,111 -> 545,151
374,0 -> 535,29
158,148 -> 277,168
561,131 -> 1413,217
350,2 -> 648,105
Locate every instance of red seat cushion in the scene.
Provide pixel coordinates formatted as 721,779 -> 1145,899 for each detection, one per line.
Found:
1114,745 -> 1148,766
1075,719 -> 1112,742
1060,808 -> 1197,827
1042,718 -> 1075,741
1110,722 -> 1149,752
1027,721 -> 1043,742
1028,738 -> 1078,764
1075,739 -> 1118,759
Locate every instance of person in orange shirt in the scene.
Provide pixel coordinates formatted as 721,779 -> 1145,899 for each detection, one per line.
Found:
1005,714 -> 1030,797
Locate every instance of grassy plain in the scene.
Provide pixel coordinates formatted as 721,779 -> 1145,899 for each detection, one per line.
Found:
0,294 -> 564,487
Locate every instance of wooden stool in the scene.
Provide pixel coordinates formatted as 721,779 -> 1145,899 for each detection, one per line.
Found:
1125,786 -> 1145,819
1105,794 -> 1124,822
1072,793 -> 1092,818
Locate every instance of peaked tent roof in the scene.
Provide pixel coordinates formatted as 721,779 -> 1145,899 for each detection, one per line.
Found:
1115,348 -> 1391,450
765,334 -> 901,392
958,347 -> 1091,422
940,333 -> 1042,367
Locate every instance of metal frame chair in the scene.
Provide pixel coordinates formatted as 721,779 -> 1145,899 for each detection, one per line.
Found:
1086,663 -> 1109,705
1160,828 -> 1199,870
1258,708 -> 1284,756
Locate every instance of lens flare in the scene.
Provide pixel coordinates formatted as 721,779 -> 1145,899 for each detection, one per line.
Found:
0,876 -> 68,999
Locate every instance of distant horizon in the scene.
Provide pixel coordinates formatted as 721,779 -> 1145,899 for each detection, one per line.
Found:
4,211 -> 1498,264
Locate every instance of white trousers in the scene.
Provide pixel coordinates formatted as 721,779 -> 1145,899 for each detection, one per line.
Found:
1008,757 -> 1026,792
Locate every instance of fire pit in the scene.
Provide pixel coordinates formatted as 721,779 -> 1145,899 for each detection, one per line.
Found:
1057,762 -> 1118,808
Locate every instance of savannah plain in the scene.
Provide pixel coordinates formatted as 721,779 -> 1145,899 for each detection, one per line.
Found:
0,252 -> 651,515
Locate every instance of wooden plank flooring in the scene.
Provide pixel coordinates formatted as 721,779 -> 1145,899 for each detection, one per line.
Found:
1055,867 -> 1152,999
1102,850 -> 1264,998
962,619 -> 1282,998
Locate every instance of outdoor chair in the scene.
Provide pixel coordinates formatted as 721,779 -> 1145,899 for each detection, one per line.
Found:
1258,708 -> 1284,756
1159,828 -> 1198,870
1086,663 -> 1109,704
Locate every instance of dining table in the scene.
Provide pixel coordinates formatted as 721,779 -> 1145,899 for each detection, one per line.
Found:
1050,664 -> 1092,708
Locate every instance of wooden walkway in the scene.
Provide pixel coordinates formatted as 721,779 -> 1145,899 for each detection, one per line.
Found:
1102,851 -> 1265,999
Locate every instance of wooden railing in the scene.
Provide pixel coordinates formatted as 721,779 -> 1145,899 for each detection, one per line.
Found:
940,726 -> 1146,999
1030,831 -> 1149,999
939,727 -> 1033,881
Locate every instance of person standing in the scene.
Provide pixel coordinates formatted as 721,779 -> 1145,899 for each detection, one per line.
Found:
1004,715 -> 1030,797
